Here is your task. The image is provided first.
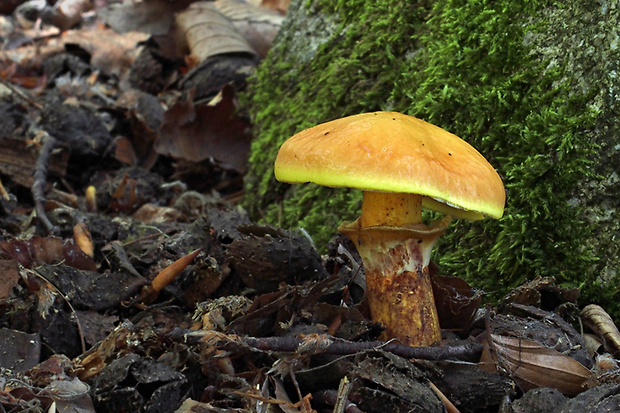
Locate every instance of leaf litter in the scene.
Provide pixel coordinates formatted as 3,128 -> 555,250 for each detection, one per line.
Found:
0,1 -> 619,412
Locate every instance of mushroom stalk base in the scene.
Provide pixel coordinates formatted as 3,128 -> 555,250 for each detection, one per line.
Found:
339,216 -> 451,346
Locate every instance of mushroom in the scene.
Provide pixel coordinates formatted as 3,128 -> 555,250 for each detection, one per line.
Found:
274,111 -> 505,346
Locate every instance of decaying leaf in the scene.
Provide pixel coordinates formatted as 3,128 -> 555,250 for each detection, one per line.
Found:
73,222 -> 94,259
499,276 -> 579,310
0,136 -> 69,188
115,90 -> 165,169
213,0 -> 284,58
175,2 -> 257,63
481,333 -> 593,396
1,27 -> 148,78
0,328 -> 41,372
98,0 -> 192,35
581,304 -> 620,357
192,296 -> 252,331
0,260 -> 20,301
140,248 -> 202,304
247,0 -> 290,14
432,274 -> 482,335
155,85 -> 252,173
0,236 -> 97,271
225,223 -> 328,293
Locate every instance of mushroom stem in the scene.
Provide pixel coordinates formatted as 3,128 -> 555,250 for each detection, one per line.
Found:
360,192 -> 423,228
339,216 -> 451,346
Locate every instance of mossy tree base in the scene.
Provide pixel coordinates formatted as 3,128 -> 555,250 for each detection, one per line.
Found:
243,0 -> 620,320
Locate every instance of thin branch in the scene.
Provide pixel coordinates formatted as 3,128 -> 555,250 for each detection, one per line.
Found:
31,130 -> 58,233
173,329 -> 484,362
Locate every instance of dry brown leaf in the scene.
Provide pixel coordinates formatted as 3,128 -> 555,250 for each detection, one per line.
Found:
1,27 -> 148,77
62,29 -> 148,77
0,236 -> 97,272
35,0 -> 93,31
480,333 -> 593,396
98,0 -> 192,35
247,0 -> 290,14
432,274 -> 482,335
132,203 -> 182,224
58,0 -> 93,25
155,85 -> 252,173
114,136 -> 139,166
0,137 -> 69,188
272,376 -> 305,413
0,260 -> 20,301
581,304 -> 620,356
213,0 -> 284,58
73,222 -> 94,259
175,2 -> 256,63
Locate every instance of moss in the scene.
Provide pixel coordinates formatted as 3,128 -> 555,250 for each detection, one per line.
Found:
243,0 -> 619,316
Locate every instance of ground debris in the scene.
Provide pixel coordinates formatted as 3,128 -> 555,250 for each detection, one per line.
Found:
0,3 -> 618,411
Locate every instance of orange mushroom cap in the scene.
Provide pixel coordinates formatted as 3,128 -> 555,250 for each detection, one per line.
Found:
275,111 -> 505,220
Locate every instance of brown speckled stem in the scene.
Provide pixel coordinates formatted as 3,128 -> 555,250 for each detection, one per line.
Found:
339,216 -> 451,346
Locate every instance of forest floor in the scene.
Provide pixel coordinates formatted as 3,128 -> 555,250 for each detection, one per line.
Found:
0,1 -> 619,412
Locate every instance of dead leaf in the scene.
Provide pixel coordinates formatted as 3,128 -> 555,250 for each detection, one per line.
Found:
73,222 -> 94,259
481,333 -> 593,396
175,1 -> 257,63
0,328 -> 41,372
581,304 -> 620,356
432,274 -> 482,335
0,0 -> 21,14
213,0 -> 284,58
155,85 -> 252,173
0,260 -> 21,301
0,236 -> 97,271
115,136 -> 140,166
57,0 -> 93,27
1,27 -> 147,78
247,0 -> 290,15
114,90 -> 164,169
98,0 -> 192,35
0,62 -> 47,89
0,136 -> 69,188
132,203 -> 182,223
75,310 -> 119,346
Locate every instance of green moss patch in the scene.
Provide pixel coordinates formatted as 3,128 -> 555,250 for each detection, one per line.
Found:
243,0 -> 616,314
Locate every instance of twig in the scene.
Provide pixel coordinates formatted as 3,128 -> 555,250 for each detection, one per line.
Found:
428,381 -> 460,413
333,376 -> 355,413
174,330 -> 484,362
0,77 -> 43,109
244,336 -> 483,361
313,387 -> 363,413
31,130 -> 58,233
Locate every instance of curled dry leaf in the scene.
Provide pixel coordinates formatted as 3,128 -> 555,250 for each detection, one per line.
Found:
98,0 -> 192,35
0,236 -> 97,272
480,333 -> 593,396
140,248 -> 202,304
247,0 -> 290,15
15,0 -> 91,31
1,27 -> 148,78
581,304 -> 620,356
155,85 -> 252,173
73,222 -> 94,259
175,2 -> 256,63
0,260 -> 20,301
432,274 -> 482,335
213,0 -> 284,58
